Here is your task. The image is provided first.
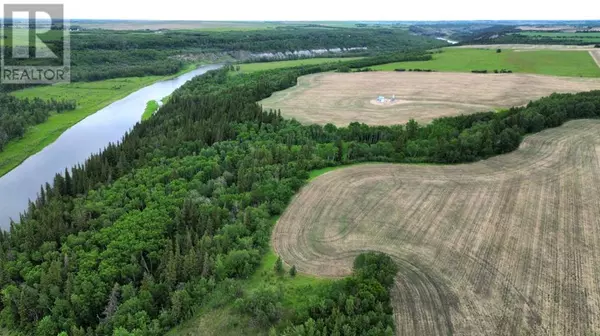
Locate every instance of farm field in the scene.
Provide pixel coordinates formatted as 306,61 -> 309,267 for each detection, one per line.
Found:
273,119 -> 600,335
455,44 -> 599,50
71,20 -> 279,31
372,48 -> 600,77
70,20 -> 367,31
0,28 -> 63,47
259,71 -> 600,126
235,57 -> 362,73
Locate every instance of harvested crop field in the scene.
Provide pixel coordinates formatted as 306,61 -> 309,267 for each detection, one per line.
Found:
273,119 -> 600,335
260,72 -> 600,126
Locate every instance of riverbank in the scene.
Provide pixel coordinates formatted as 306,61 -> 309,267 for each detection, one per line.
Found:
0,63 -> 204,178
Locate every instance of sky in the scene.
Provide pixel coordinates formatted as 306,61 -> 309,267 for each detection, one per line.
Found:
2,0 -> 600,21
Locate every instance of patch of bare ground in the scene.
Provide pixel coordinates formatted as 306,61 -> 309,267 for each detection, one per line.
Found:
260,72 -> 600,126
273,120 -> 600,335
591,50 -> 600,69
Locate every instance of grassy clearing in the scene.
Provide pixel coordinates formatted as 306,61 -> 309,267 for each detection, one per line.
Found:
273,120 -> 600,334
372,48 -> 600,77
0,63 -> 203,178
236,57 -> 362,73
142,100 -> 160,121
168,246 -> 331,336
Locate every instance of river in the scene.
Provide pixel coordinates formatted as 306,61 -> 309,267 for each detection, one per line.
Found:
0,64 -> 222,230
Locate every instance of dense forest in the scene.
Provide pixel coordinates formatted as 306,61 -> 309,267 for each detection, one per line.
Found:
452,25 -> 600,45
1,52 -> 600,335
0,94 -> 76,151
1,27 -> 445,85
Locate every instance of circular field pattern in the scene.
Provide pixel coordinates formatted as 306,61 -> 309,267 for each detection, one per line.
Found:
273,120 -> 600,335
260,72 -> 600,126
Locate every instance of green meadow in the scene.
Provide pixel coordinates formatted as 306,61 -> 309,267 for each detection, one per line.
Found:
372,48 -> 600,77
142,100 -> 160,121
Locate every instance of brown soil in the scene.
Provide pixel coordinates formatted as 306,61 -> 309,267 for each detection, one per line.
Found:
260,72 -> 600,126
273,120 -> 600,335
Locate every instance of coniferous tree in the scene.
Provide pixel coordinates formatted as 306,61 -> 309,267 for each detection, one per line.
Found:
275,256 -> 284,276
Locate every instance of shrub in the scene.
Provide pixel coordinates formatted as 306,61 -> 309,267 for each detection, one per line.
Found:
237,286 -> 283,327
275,256 -> 284,275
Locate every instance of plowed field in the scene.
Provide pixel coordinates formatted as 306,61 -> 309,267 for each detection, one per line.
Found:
273,119 -> 600,335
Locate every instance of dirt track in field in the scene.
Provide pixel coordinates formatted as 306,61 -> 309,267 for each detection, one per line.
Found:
259,72 -> 600,126
591,51 -> 600,69
273,120 -> 600,335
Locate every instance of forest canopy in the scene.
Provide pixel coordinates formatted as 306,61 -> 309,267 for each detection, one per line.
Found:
0,94 -> 76,151
1,27 -> 445,86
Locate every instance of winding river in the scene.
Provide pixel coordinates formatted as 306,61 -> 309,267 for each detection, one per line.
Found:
0,64 -> 222,230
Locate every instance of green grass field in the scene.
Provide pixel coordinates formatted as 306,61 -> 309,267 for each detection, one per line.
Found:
236,57 -> 362,73
372,48 -> 600,77
1,28 -> 64,47
141,100 -> 160,121
0,63 -> 202,178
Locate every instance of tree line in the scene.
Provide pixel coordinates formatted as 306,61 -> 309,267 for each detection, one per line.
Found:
1,54 -> 600,335
0,94 -> 76,151
1,27 -> 445,87
454,26 -> 600,46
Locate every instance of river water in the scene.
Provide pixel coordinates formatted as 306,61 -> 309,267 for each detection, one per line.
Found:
0,64 -> 222,230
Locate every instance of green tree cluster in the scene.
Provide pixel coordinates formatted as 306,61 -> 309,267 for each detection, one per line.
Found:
0,94 -> 76,151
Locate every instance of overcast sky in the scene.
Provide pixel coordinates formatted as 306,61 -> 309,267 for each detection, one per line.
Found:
2,0 -> 600,21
